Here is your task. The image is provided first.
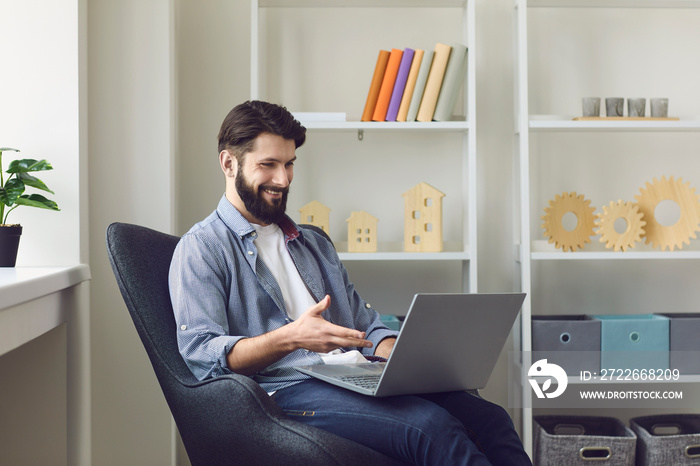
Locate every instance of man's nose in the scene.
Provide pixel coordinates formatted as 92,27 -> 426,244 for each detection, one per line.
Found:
272,165 -> 291,187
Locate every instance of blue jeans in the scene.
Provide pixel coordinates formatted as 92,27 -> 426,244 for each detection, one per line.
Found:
273,379 -> 532,466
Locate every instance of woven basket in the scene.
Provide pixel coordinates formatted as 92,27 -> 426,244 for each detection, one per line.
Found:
534,415 -> 636,466
630,414 -> 700,466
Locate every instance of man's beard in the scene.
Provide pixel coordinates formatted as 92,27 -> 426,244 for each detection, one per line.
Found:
235,166 -> 289,225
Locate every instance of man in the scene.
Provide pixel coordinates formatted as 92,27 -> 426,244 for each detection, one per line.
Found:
169,100 -> 532,465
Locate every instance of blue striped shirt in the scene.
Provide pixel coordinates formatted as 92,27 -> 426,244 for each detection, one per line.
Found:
169,195 -> 398,392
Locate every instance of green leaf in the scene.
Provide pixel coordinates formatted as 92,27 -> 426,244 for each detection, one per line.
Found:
0,187 -> 11,206
17,172 -> 54,194
0,148 -> 20,152
0,178 -> 26,206
15,193 -> 60,211
6,159 -> 53,174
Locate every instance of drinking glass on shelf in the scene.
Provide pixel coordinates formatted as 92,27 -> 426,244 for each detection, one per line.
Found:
650,98 -> 669,118
582,97 -> 601,117
628,98 -> 646,117
605,97 -> 624,117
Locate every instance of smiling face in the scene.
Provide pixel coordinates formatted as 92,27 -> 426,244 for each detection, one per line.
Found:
221,132 -> 296,225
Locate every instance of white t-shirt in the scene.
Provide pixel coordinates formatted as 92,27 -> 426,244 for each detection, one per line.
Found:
252,223 -> 368,367
252,223 -> 316,320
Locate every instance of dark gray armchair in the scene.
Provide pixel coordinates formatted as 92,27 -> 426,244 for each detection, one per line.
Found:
105,222 -> 405,465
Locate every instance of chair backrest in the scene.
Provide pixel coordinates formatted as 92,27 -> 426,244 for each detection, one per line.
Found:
104,222 -> 327,386
105,222 -> 196,385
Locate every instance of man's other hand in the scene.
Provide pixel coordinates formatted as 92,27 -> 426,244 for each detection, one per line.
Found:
290,295 -> 373,353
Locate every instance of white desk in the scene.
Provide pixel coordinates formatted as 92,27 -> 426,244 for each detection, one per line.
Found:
0,265 -> 91,466
0,265 -> 90,356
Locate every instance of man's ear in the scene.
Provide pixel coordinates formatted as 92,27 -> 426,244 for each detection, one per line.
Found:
219,150 -> 238,177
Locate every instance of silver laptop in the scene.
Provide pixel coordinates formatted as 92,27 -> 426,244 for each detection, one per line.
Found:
294,292 -> 525,397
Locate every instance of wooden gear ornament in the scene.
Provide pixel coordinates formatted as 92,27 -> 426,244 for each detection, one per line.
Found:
634,176 -> 700,251
595,200 -> 646,252
541,192 -> 596,252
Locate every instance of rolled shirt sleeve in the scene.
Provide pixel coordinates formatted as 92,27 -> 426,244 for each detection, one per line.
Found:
169,231 -> 244,380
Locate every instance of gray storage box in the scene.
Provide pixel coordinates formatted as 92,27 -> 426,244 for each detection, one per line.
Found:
532,315 -> 601,376
630,414 -> 700,466
660,313 -> 700,375
534,415 -> 636,466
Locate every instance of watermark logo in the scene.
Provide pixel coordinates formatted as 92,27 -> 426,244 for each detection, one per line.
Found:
528,359 -> 568,399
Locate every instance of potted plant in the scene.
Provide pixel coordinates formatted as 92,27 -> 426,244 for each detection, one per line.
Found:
0,147 -> 60,267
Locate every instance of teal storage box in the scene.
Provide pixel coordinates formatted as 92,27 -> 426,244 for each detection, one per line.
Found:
660,313 -> 700,375
593,314 -> 669,371
380,314 -> 401,331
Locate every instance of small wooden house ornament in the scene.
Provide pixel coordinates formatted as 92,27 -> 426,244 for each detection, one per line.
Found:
403,182 -> 445,252
346,211 -> 378,253
299,201 -> 331,235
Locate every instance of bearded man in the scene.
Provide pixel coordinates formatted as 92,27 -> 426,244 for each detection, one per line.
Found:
169,100 -> 532,466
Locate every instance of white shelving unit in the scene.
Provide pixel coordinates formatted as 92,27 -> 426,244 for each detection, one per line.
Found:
515,0 -> 700,456
251,0 -> 478,294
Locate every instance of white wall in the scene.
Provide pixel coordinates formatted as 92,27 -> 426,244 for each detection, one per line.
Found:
0,0 -> 84,265
1,2 -> 89,465
174,0 -> 250,233
88,0 -> 175,464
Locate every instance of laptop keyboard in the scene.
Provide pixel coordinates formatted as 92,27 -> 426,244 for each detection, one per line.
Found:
338,374 -> 381,390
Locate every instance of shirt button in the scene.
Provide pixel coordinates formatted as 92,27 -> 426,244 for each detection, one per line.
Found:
365,303 -> 371,309
248,250 -> 254,255
251,232 -> 257,237
180,325 -> 187,330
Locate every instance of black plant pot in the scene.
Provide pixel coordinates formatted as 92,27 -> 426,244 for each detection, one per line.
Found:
0,225 -> 23,267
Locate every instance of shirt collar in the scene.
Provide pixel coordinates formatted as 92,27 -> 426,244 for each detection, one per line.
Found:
216,194 -> 300,241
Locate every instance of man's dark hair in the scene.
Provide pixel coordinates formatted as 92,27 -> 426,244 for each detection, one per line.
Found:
217,100 -> 306,160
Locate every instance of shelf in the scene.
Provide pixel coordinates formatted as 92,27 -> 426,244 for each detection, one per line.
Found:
337,241 -> 470,261
514,361 -> 700,386
527,115 -> 700,132
530,240 -> 700,260
566,374 -> 700,385
529,374 -> 700,385
299,120 -> 470,132
339,251 -> 470,261
527,0 -> 700,8
532,251 -> 700,260
259,0 -> 468,7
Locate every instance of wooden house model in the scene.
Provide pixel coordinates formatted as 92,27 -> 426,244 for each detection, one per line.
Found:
299,201 -> 331,235
346,211 -> 379,253
402,182 -> 445,252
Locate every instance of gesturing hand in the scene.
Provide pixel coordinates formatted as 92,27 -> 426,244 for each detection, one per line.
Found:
289,295 -> 373,353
